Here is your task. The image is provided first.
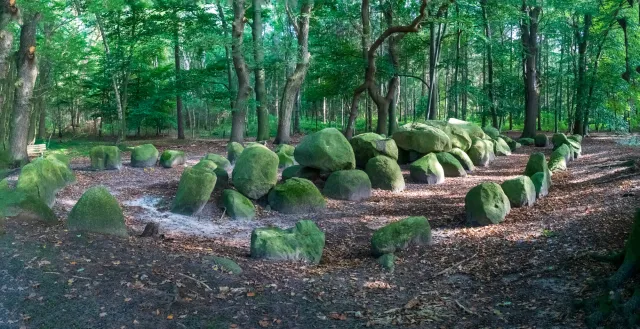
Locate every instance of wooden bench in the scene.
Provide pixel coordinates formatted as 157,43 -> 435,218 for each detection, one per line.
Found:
27,144 -> 46,157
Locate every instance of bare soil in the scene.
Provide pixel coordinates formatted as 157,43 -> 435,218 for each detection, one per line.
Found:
1,133 -> 638,329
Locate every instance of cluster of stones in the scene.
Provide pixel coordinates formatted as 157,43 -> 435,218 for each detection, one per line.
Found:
464,134 -> 583,226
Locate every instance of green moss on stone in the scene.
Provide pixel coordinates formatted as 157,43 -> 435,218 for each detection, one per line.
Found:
268,178 -> 326,214
365,155 -> 405,192
393,125 -> 452,154
193,159 -> 217,173
222,189 -> 255,220
549,144 -> 571,173
202,153 -> 231,170
410,154 -> 445,184
294,128 -> 356,172
160,150 -> 186,168
501,176 -> 536,208
131,144 -> 159,168
232,146 -> 279,199
16,157 -> 75,207
172,167 -> 217,215
465,182 -> 511,226
227,142 -> 244,164
494,137 -> 512,156
0,181 -> 57,225
67,186 -> 127,237
282,165 -> 320,181
214,167 -> 229,190
323,170 -> 372,201
377,253 -> 395,272
518,138 -> 535,146
350,133 -> 399,168
482,126 -> 500,139
90,146 -> 122,170
250,220 -> 325,264
449,148 -> 475,172
531,171 -> 550,198
448,118 -> 486,140
275,144 -> 295,157
467,138 -> 494,167
371,216 -> 431,257
534,134 -> 549,147
435,152 -> 466,177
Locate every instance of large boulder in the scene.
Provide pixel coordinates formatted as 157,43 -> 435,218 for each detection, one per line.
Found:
282,165 -> 320,182
524,153 -> 552,197
567,135 -> 583,158
131,144 -> 159,168
275,144 -> 296,169
203,153 -> 231,170
500,135 -> 521,151
90,146 -> 122,170
16,157 -> 75,207
159,150 -> 186,168
222,189 -> 255,220
410,154 -> 445,184
465,182 -> 511,226
371,216 -> 431,257
294,128 -> 355,172
422,121 -> 472,151
549,144 -> 571,173
494,137 -> 512,156
534,134 -> 549,147
0,180 -> 57,224
67,186 -> 127,237
227,142 -> 244,165
393,125 -> 452,154
531,172 -> 551,198
250,220 -> 325,264
436,152 -> 466,178
518,138 -> 535,146
551,133 -> 568,149
268,178 -> 326,214
232,146 -> 279,199
524,152 -> 549,177
448,118 -> 486,140
214,167 -> 229,190
323,170 -> 372,201
483,126 -> 500,139
467,138 -> 494,167
365,156 -> 405,192
501,176 -> 536,208
350,133 -> 398,168
172,165 -> 217,215
449,148 -> 475,172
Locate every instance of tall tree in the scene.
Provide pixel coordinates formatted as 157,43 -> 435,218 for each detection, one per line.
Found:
229,0 -> 251,142
252,0 -> 269,141
174,9 -> 185,139
480,0 -> 498,128
520,2 -> 541,138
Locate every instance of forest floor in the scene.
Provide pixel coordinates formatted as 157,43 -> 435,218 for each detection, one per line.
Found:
1,133 -> 639,329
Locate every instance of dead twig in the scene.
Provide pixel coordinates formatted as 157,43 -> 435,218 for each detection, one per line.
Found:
219,208 -> 226,221
178,273 -> 212,291
454,299 -> 477,315
434,253 -> 478,277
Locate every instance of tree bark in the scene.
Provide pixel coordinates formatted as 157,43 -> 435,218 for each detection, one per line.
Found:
9,12 -> 40,166
229,0 -> 251,142
573,14 -> 592,136
216,0 -> 236,110
174,16 -> 185,140
520,4 -> 541,138
252,0 -> 269,141
481,0 -> 498,128
274,0 -> 313,144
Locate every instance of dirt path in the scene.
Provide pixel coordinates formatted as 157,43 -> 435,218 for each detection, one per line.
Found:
1,133 -> 638,328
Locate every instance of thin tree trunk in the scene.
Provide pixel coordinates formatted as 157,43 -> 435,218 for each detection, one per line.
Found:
216,0 -> 236,110
252,0 -> 269,141
229,0 -> 251,142
520,4 -> 541,138
573,14 -> 592,136
8,13 -> 40,166
481,0 -> 497,128
174,16 -> 185,140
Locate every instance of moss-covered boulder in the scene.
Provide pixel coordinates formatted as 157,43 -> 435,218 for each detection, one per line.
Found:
371,216 -> 432,257
275,144 -> 296,169
552,133 -> 568,149
500,135 -> 520,151
227,142 -> 244,165
159,150 -> 186,168
569,134 -> 583,144
214,167 -> 229,190
494,137 -> 512,156
531,171 -> 550,197
435,152 -> 466,177
501,176 -> 536,208
67,186 -> 127,237
193,159 -> 217,173
16,157 -> 75,207
518,138 -> 535,146
567,135 -> 583,158
410,154 -> 444,184
0,181 -> 57,224
232,146 -> 279,199
131,144 -> 159,168
250,220 -> 325,264
294,128 -> 355,172
524,152 -> 549,177
282,165 -> 320,182
421,121 -> 473,151
448,118 -> 486,140
275,144 -> 295,157
323,170 -> 372,201
172,166 -> 217,215
350,133 -> 399,168
467,138 -> 493,167
268,178 -> 326,214
549,144 -> 571,173
203,153 -> 231,170
90,146 -> 122,170
222,189 -> 255,220
449,148 -> 475,172
377,253 -> 395,272
483,126 -> 500,139
365,155 -> 405,192
392,125 -> 452,154
534,134 -> 549,147
465,182 -> 511,226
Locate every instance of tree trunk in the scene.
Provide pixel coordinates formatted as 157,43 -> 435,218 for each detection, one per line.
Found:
174,17 -> 185,140
274,1 -> 313,144
8,13 -> 40,166
216,0 -> 236,110
252,0 -> 269,141
229,0 -> 251,142
520,4 -> 541,138
573,14 -> 592,136
481,0 -> 498,128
